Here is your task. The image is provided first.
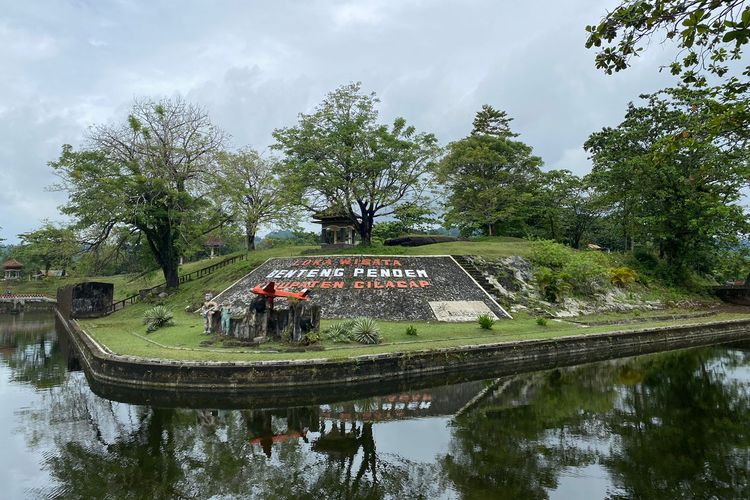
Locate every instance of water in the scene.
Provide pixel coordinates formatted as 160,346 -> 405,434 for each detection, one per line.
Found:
2,312 -> 750,499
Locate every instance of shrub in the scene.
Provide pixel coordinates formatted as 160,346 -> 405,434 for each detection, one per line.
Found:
530,240 -> 573,269
142,305 -> 174,333
302,330 -> 321,345
477,313 -> 495,330
610,266 -> 638,287
536,317 -> 548,326
352,317 -> 382,344
562,254 -> 607,295
324,322 -> 356,343
405,325 -> 418,336
534,267 -> 572,302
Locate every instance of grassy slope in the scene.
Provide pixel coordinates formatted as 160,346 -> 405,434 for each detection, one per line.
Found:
68,236 -> 749,362
4,237 -> 528,299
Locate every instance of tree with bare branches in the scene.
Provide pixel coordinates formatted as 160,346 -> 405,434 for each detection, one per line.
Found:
216,149 -> 301,250
51,97 -> 226,289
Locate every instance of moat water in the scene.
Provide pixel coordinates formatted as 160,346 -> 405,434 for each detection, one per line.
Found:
2,311 -> 750,499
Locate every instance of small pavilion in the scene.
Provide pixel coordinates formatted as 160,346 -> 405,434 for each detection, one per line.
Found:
205,236 -> 225,259
312,212 -> 358,248
2,259 -> 23,280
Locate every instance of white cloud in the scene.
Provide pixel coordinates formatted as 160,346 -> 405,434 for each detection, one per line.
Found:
0,0 -> 695,243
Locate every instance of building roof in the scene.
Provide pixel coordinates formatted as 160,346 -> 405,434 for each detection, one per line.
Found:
205,236 -> 225,247
312,210 -> 355,225
2,258 -> 23,270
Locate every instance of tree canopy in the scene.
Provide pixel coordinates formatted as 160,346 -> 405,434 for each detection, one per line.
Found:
437,105 -> 543,237
586,0 -> 750,86
272,82 -> 440,245
51,97 -> 226,289
216,149 -> 300,251
585,88 -> 750,277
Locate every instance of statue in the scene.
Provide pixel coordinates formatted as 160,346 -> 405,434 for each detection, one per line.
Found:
220,302 -> 232,335
200,293 -> 218,335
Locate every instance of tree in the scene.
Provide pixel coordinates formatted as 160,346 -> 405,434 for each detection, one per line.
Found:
17,222 -> 79,276
437,105 -> 542,236
530,170 -> 603,248
273,83 -> 440,246
586,0 -> 750,87
216,149 -> 300,251
585,89 -> 749,277
50,97 -> 226,289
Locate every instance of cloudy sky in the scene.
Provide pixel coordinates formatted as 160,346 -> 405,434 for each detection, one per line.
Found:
0,0 -> 678,243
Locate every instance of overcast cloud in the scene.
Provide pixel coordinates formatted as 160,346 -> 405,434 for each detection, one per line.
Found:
0,0 -> 678,243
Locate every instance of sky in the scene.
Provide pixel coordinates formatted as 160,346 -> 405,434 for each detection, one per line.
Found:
0,0 -> 678,244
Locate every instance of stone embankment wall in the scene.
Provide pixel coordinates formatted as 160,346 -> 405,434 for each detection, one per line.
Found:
57,308 -> 750,397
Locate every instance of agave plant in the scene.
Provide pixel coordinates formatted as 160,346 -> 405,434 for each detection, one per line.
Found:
324,322 -> 355,343
143,305 -> 174,333
352,317 -> 382,345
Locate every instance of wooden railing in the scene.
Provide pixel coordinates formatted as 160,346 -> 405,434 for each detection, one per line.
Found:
105,253 -> 247,315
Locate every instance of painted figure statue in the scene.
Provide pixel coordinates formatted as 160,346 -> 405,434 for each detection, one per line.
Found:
200,293 -> 218,335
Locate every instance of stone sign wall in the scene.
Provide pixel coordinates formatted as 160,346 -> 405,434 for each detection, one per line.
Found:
213,255 -> 509,321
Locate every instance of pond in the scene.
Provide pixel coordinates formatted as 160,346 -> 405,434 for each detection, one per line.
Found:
2,311 -> 750,499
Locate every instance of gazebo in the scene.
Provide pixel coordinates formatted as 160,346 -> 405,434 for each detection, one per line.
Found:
312,212 -> 358,248
205,236 -> 225,259
2,259 -> 23,280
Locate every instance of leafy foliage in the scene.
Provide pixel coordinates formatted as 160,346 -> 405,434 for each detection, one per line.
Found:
405,325 -> 418,336
143,306 -> 174,333
534,267 -> 573,303
610,267 -> 639,287
50,97 -> 226,289
273,82 -> 440,245
536,317 -> 548,327
586,0 -> 750,87
437,105 -> 542,237
216,149 -> 300,251
585,89 -> 750,280
477,313 -> 495,330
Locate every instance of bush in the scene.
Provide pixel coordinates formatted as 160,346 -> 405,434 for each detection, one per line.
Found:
324,321 -> 356,343
302,330 -> 321,345
477,313 -> 495,330
536,317 -> 548,327
405,325 -> 418,336
534,267 -> 572,302
352,317 -> 382,344
143,305 -> 174,333
610,266 -> 639,287
530,240 -> 573,269
562,254 -> 608,294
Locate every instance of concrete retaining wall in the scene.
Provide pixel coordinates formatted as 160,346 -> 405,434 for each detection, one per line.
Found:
56,309 -> 750,403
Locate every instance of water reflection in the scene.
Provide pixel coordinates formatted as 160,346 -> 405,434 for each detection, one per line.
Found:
3,312 -> 750,498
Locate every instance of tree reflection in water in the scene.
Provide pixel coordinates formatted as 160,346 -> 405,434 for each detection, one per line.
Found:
8,312 -> 750,499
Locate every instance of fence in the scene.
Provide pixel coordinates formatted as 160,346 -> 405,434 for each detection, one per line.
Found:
105,253 -> 247,315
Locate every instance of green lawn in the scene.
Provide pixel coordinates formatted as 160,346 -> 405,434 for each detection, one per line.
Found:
80,306 -> 750,363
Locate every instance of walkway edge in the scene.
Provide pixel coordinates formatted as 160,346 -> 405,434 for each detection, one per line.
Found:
56,309 -> 750,394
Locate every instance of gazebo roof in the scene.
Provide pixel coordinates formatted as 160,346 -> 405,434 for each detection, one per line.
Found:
2,258 -> 23,270
205,236 -> 225,248
312,210 -> 355,225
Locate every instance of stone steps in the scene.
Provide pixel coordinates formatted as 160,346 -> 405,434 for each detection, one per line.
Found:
451,255 -> 507,306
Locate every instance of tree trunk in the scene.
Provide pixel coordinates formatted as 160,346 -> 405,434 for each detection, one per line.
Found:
358,213 -> 374,246
245,223 -> 256,251
163,259 -> 180,290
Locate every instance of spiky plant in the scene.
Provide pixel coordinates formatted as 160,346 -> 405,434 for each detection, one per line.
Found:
324,322 -> 355,343
352,317 -> 382,345
143,305 -> 174,333
477,313 -> 495,330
